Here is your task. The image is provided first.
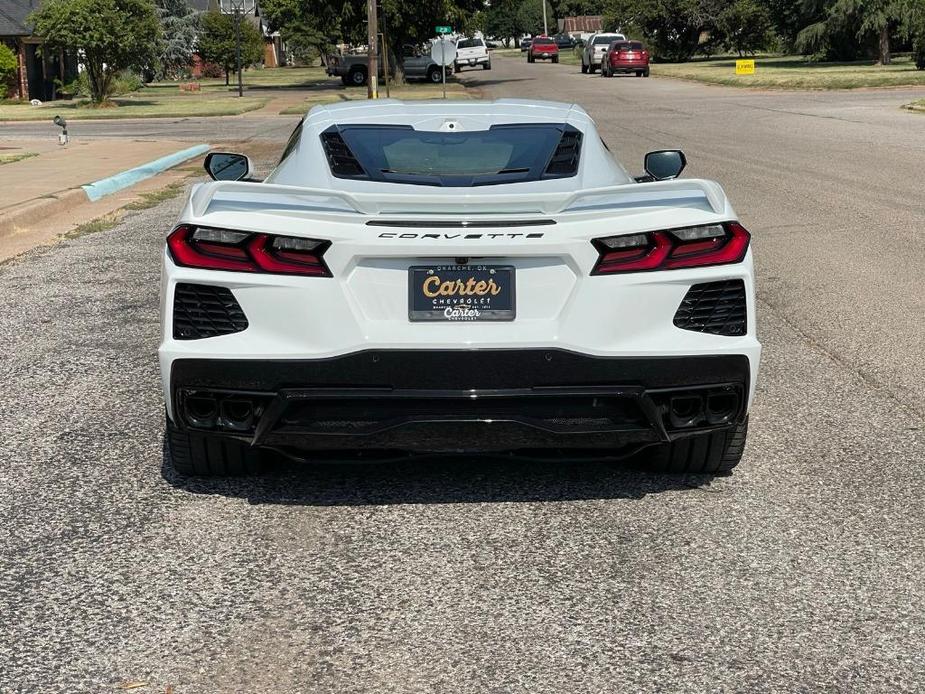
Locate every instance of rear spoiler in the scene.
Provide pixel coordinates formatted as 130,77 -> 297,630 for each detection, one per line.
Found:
190,178 -> 727,219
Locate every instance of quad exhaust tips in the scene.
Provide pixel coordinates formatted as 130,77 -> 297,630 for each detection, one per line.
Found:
667,388 -> 740,429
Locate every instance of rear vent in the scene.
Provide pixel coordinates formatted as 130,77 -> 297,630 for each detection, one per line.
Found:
673,280 -> 746,336
173,283 -> 249,340
320,129 -> 367,178
544,128 -> 582,177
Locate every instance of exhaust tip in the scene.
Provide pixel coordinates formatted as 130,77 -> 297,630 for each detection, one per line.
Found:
219,398 -> 254,431
185,395 -> 218,428
706,391 -> 738,424
669,395 -> 703,428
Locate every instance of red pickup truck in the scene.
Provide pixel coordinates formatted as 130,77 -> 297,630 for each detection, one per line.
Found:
527,36 -> 559,63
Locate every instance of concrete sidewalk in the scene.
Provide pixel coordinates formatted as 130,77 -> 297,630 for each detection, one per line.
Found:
0,137 -> 208,261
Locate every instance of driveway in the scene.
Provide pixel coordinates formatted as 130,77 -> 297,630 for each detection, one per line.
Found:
1,56 -> 923,692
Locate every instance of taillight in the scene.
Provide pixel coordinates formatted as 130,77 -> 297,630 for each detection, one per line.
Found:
167,225 -> 331,276
592,222 -> 750,275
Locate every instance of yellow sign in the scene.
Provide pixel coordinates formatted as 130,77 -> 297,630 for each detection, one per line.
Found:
736,59 -> 755,75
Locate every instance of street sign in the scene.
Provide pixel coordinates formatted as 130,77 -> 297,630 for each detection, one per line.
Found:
431,40 -> 457,67
736,59 -> 755,75
436,26 -> 452,34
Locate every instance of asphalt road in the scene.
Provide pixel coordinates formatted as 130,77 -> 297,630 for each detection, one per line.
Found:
1,57 -> 923,692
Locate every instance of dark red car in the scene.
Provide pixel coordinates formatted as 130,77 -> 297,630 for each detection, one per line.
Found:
601,40 -> 649,77
528,36 -> 559,63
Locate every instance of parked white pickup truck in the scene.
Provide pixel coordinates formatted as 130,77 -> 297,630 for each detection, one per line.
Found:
454,37 -> 491,72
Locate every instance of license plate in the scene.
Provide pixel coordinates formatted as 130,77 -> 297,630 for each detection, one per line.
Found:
409,265 -> 515,321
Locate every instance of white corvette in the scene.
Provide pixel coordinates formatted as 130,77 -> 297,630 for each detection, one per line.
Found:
159,99 -> 760,476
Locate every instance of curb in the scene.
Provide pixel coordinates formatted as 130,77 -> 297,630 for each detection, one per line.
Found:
0,189 -> 87,243
81,144 -> 210,201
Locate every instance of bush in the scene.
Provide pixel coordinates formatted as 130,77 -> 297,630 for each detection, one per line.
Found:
0,43 -> 17,99
112,70 -> 143,94
199,61 -> 225,78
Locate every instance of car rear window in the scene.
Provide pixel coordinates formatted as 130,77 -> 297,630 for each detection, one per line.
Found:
457,38 -> 484,48
321,124 -> 581,187
630,42 -> 644,49
594,35 -> 621,45
533,37 -> 555,45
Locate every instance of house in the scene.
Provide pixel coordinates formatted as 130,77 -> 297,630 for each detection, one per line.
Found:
187,0 -> 284,68
558,16 -> 604,34
0,0 -> 77,100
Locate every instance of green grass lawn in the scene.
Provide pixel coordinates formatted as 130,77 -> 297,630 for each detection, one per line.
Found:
653,55 -> 925,89
278,81 -> 476,115
0,92 -> 269,121
147,65 -> 330,93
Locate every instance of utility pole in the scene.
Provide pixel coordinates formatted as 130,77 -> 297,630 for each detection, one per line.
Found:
542,0 -> 548,36
235,9 -> 243,97
380,1 -> 390,98
367,0 -> 379,99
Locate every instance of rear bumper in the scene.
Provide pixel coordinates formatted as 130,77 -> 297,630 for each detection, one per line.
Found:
609,62 -> 648,70
457,55 -> 489,64
168,350 -> 750,454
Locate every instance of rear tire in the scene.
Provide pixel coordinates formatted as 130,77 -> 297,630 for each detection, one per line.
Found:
589,63 -> 597,73
552,56 -> 559,63
644,67 -> 650,77
581,62 -> 588,74
644,418 -> 749,474
528,55 -> 534,63
166,417 -> 263,477
427,67 -> 442,83
484,61 -> 491,70
347,67 -> 367,86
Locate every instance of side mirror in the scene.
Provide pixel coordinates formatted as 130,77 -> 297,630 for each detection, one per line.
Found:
643,149 -> 687,181
204,151 -> 252,181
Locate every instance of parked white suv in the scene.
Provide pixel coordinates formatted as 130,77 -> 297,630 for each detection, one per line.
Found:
455,37 -> 491,71
582,32 -> 626,73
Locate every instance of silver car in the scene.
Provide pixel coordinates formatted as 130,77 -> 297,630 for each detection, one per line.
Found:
581,33 -> 626,74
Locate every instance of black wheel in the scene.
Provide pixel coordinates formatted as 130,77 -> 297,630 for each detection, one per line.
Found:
166,416 -> 263,477
454,61 -> 460,72
427,67 -> 442,83
483,61 -> 491,70
552,56 -> 559,63
581,62 -> 588,74
348,67 -> 367,86
636,70 -> 643,77
644,67 -> 650,77
644,418 -> 749,474
589,63 -> 597,73
528,54 -> 534,63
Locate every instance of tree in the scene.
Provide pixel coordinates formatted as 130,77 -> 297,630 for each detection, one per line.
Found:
485,0 -> 524,44
260,0 -> 349,65
156,0 -> 200,78
716,0 -> 774,54
30,0 -> 160,103
517,0 -> 556,35
796,0 -> 914,63
0,44 -> 17,99
197,11 -> 265,84
604,0 -> 720,61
